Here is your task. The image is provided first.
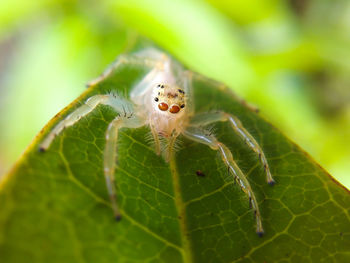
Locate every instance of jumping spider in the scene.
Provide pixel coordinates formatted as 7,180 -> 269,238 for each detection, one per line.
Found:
39,48 -> 275,236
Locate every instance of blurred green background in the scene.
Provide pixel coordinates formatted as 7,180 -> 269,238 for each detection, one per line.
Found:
0,0 -> 349,188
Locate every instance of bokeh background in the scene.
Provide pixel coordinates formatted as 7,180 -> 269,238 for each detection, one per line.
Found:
0,0 -> 349,188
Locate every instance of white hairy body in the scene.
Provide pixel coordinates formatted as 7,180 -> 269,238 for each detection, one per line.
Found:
39,48 -> 274,236
130,55 -> 189,137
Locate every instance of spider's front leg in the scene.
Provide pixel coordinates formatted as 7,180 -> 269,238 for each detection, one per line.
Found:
150,123 -> 161,155
183,127 -> 264,235
104,114 -> 145,220
189,111 -> 275,185
39,95 -> 113,151
39,93 -> 145,219
39,94 -> 134,151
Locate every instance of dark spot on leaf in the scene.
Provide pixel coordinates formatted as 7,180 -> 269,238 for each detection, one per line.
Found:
196,170 -> 205,177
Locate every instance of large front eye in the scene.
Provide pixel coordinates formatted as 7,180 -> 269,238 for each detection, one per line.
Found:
158,103 -> 168,111
169,105 -> 180,114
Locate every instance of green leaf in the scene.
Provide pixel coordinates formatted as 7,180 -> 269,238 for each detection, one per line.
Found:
0,54 -> 349,263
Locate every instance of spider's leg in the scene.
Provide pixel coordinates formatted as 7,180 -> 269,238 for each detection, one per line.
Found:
39,94 -> 135,151
188,71 -> 259,113
189,111 -> 275,185
87,54 -> 161,88
150,123 -> 161,155
39,95 -> 109,151
166,133 -> 178,162
183,127 -> 264,236
103,115 -> 145,220
181,71 -> 196,115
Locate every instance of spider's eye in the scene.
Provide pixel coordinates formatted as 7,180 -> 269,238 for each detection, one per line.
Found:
154,97 -> 159,102
169,105 -> 180,114
158,102 -> 168,111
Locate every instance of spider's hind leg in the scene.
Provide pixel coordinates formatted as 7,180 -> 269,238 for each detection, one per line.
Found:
183,127 -> 264,235
187,71 -> 259,113
87,53 -> 161,88
189,111 -> 275,185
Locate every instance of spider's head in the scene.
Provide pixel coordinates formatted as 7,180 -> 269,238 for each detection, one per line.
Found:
152,84 -> 186,115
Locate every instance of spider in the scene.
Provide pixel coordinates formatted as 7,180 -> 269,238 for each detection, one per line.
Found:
39,48 -> 275,236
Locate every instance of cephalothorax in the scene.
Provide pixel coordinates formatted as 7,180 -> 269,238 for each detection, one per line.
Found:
39,48 -> 275,236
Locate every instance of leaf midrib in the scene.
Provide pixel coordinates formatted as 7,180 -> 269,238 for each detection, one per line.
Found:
169,155 -> 193,263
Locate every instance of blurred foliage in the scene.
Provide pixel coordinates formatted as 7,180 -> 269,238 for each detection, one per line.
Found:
0,0 -> 349,187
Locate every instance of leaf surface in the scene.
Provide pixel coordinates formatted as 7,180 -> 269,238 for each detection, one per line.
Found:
0,58 -> 349,263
